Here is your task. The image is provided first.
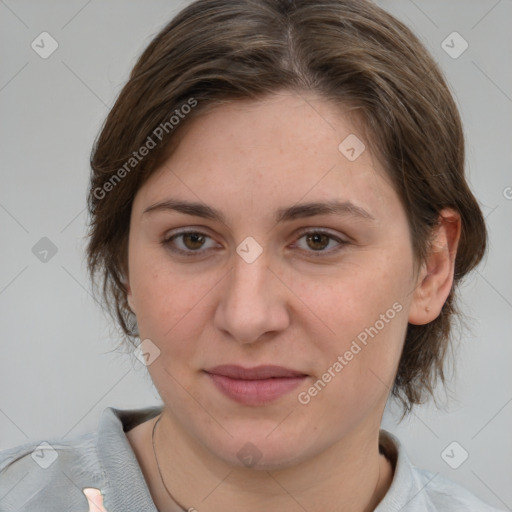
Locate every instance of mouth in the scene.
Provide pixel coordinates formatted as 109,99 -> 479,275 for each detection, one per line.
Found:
203,365 -> 308,406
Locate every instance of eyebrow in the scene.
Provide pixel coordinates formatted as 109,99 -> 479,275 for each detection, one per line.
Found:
142,198 -> 375,223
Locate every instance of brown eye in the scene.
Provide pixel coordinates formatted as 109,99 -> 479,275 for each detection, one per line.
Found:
293,230 -> 347,256
182,233 -> 206,250
305,233 -> 330,251
163,231 -> 218,256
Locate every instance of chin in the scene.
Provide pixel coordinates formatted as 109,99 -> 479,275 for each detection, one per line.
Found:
226,444 -> 306,471
203,427 -> 313,471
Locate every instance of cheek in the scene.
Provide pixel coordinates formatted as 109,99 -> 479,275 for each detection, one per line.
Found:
302,251 -> 412,396
308,252 -> 411,340
129,250 -> 218,352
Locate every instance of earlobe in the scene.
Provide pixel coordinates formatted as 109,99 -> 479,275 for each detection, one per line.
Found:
409,208 -> 461,325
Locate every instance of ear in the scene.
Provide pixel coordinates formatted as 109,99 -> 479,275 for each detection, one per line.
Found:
409,208 -> 461,325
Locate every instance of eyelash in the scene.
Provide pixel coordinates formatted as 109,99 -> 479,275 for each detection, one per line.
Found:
162,229 -> 348,258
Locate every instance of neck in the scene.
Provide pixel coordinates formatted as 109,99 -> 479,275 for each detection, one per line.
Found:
149,411 -> 393,512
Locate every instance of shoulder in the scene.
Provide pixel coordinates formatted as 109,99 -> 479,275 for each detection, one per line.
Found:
0,405 -> 162,511
377,430 -> 505,512
412,466 -> 504,511
0,430 -> 103,511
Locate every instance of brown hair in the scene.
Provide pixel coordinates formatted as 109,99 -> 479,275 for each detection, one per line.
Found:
87,0 -> 487,413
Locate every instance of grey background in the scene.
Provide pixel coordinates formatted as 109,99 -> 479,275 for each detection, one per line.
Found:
0,0 -> 511,509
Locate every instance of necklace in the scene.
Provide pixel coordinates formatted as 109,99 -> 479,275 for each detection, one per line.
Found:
152,413 -> 385,511
152,414 -> 190,512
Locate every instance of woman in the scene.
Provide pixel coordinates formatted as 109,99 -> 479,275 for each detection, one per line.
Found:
0,0 -> 503,510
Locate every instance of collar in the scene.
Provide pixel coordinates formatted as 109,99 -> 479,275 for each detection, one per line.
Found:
99,406 -> 428,512
96,405 -> 163,510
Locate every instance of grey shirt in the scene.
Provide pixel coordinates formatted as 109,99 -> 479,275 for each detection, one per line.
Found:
0,406 -> 504,511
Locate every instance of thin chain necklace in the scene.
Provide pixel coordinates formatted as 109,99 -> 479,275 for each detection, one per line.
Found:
152,413 -> 384,511
152,414 -> 190,512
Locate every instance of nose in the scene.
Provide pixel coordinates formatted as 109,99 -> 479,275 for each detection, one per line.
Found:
213,249 -> 290,344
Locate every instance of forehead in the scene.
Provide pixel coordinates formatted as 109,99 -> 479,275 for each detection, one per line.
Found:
133,91 -> 398,223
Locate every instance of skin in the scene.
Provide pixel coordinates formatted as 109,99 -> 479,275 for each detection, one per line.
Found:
124,91 -> 460,512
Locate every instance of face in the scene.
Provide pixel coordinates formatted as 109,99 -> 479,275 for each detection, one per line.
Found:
126,91 -> 420,469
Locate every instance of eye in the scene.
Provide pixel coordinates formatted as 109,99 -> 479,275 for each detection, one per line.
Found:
162,228 -> 348,258
163,230 -> 219,255
293,230 -> 347,255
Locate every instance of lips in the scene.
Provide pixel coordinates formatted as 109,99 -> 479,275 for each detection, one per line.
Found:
205,365 -> 307,380
204,365 -> 308,405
